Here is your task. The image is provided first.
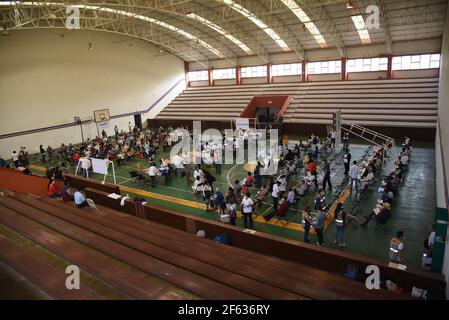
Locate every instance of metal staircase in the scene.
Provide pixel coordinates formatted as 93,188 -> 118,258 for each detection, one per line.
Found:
341,121 -> 399,163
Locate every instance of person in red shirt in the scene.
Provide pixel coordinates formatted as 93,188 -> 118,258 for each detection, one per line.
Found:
48,179 -> 61,199
278,198 -> 289,216
72,152 -> 80,165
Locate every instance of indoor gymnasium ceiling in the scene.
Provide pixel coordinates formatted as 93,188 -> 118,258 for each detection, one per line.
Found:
0,0 -> 447,66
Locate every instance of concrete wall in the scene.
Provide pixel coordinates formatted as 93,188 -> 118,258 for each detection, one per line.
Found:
437,4 -> 449,299
0,29 -> 185,155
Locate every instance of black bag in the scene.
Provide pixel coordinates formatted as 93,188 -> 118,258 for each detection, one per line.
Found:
263,211 -> 275,222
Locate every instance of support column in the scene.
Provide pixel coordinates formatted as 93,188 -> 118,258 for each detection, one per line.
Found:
184,61 -> 189,87
302,60 -> 307,82
267,63 -> 272,84
236,66 -> 241,85
387,54 -> 393,79
208,68 -> 213,86
341,57 -> 347,81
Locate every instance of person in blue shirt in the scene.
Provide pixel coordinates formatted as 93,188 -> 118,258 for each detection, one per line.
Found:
74,188 -> 87,208
214,187 -> 225,217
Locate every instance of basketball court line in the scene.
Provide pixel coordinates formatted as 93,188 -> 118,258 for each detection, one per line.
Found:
29,163 -> 348,233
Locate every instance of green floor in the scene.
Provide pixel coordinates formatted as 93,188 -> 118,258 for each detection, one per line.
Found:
22,141 -> 436,270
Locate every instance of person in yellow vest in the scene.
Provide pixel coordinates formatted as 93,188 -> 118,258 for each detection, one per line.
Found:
389,231 -> 405,264
283,134 -> 289,147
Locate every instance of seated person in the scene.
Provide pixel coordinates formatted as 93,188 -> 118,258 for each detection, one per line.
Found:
254,185 -> 269,207
296,180 -> 309,197
287,187 -> 297,206
264,197 -> 289,222
305,171 -> 315,188
400,154 -> 409,166
48,179 -> 61,199
61,181 -> 74,201
74,188 -> 88,208
277,197 -> 289,217
360,170 -> 375,191
360,202 -> 391,226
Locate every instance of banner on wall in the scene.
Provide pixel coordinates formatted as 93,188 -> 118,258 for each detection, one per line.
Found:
235,118 -> 249,130
97,121 -> 110,130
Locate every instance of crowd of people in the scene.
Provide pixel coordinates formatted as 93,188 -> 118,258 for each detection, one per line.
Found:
2,123 -> 432,264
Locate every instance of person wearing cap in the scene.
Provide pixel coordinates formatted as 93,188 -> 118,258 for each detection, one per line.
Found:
389,231 -> 405,264
360,202 -> 391,226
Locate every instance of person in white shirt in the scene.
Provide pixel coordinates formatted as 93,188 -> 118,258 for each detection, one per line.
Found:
193,166 -> 203,180
426,224 -> 436,256
278,175 -> 287,193
80,157 -> 91,177
305,171 -> 315,187
348,160 -> 360,192
192,176 -> 203,195
400,154 -> 409,166
241,193 -> 254,229
272,181 -> 281,210
171,152 -> 184,176
148,162 -> 157,187
11,151 -> 19,168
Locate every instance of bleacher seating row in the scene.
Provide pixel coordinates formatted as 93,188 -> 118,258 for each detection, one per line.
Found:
0,189 -> 408,300
156,78 -> 438,128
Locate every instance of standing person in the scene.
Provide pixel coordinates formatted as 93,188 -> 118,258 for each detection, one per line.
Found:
148,162 -> 157,187
302,205 -> 312,243
330,129 -> 336,148
314,188 -> 325,212
39,145 -> 46,162
348,160 -> 360,193
322,159 -> 332,190
334,202 -> 356,247
214,148 -> 222,175
202,181 -> 212,212
226,198 -> 237,226
343,150 -> 351,175
254,161 -> 263,188
128,122 -> 133,133
114,125 -> 119,139
271,181 -> 281,211
240,192 -> 254,229
46,145 -> 54,161
389,231 -> 405,265
11,151 -> 19,168
0,155 -> 6,168
185,163 -> 193,186
214,187 -> 225,218
313,209 -> 326,246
